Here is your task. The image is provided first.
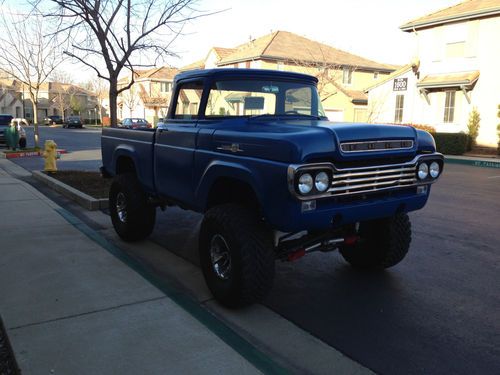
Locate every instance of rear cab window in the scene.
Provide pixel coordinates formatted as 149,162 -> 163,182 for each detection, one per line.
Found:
174,81 -> 204,120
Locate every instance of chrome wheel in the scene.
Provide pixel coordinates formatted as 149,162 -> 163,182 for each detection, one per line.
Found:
210,234 -> 232,280
116,192 -> 127,223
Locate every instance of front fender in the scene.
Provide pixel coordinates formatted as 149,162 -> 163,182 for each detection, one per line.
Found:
195,160 -> 266,212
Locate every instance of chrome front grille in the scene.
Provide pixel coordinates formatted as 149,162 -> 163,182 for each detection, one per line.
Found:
328,163 -> 417,196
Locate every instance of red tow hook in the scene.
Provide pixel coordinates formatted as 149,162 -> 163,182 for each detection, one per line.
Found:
343,235 -> 359,246
287,248 -> 306,262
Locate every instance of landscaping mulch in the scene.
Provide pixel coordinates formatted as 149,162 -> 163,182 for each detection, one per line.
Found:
48,170 -> 112,199
0,316 -> 20,375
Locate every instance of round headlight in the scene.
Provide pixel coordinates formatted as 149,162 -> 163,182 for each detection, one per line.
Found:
418,163 -> 429,180
298,173 -> 313,194
429,162 -> 440,178
315,171 -> 329,192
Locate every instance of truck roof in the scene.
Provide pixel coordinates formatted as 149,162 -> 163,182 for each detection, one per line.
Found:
175,68 -> 318,84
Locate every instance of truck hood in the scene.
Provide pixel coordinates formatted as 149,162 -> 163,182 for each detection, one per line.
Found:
212,119 -> 419,164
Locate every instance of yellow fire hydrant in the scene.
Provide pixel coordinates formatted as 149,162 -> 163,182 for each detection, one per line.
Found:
43,140 -> 58,173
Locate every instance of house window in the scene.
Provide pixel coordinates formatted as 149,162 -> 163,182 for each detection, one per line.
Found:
342,67 -> 353,85
374,71 -> 379,79
444,91 -> 456,123
394,95 -> 404,123
446,41 -> 465,58
160,82 -> 171,93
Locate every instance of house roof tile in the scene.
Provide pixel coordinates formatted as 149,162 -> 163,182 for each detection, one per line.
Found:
417,70 -> 480,88
400,0 -> 500,31
217,31 -> 395,72
180,59 -> 206,71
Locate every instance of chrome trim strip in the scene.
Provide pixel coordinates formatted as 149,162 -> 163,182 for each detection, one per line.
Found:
340,139 -> 414,153
329,177 -> 417,193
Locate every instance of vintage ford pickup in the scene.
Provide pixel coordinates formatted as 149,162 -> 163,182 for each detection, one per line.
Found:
101,69 -> 443,307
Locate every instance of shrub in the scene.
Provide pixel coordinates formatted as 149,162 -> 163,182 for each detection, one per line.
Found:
467,107 -> 480,150
433,133 -> 470,155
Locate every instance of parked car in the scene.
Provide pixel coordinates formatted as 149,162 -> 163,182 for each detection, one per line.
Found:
63,116 -> 83,128
102,68 -> 443,308
119,118 -> 152,129
44,115 -> 63,125
0,114 -> 13,145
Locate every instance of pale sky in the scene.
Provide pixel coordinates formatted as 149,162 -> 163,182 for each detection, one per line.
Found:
171,0 -> 461,67
2,0 -> 462,82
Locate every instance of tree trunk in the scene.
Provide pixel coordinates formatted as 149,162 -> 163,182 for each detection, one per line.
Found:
109,81 -> 118,127
31,99 -> 40,149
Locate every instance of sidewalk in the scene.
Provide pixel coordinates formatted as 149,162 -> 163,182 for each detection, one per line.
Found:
0,159 -> 265,375
445,154 -> 500,169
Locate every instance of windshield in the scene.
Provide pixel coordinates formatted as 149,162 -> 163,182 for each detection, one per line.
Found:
205,79 -> 326,119
0,115 -> 13,126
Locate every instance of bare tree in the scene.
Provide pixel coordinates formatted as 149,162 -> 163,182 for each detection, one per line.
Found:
84,77 -> 108,123
284,46 -> 358,103
50,70 -> 74,121
121,85 -> 140,117
40,0 -> 211,127
0,9 -> 65,148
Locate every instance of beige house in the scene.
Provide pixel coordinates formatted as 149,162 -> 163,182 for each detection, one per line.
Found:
118,66 -> 179,124
0,81 -> 23,117
182,31 -> 397,122
366,0 -> 500,147
0,78 -> 98,122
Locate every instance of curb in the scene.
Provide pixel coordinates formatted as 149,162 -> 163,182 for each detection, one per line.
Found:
32,170 -> 108,211
445,155 -> 500,169
1,149 -> 68,159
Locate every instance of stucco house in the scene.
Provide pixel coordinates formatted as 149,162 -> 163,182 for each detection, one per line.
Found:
0,81 -> 23,118
117,66 -> 179,124
366,0 -> 500,147
0,77 -> 98,122
181,31 -> 397,122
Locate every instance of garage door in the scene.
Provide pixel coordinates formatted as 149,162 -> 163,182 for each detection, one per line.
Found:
325,109 -> 344,122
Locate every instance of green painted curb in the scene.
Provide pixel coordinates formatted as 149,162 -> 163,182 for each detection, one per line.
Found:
54,208 -> 289,375
445,157 -> 500,169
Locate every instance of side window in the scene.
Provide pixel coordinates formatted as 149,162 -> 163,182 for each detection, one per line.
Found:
174,81 -> 204,119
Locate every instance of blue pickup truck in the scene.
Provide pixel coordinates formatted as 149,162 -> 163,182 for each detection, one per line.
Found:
101,68 -> 443,307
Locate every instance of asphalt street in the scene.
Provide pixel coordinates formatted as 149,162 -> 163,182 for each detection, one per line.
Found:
11,126 -> 102,172
149,165 -> 500,375
9,126 -> 500,374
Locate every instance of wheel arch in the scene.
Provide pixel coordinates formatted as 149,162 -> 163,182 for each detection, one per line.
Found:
196,161 -> 265,214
